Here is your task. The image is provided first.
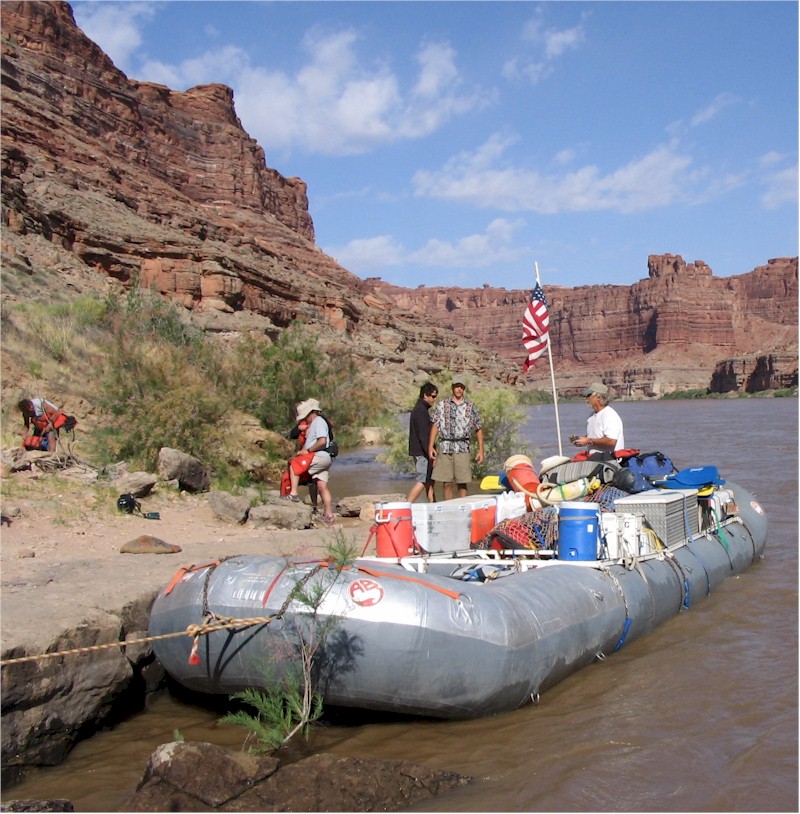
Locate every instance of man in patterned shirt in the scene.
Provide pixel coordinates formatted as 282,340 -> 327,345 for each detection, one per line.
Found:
428,376 -> 485,500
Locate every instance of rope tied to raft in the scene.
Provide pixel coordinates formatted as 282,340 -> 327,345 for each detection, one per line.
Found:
2,560 -> 329,668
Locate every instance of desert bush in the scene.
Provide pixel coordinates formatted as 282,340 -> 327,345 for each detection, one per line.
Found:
93,337 -> 228,470
230,322 -> 383,447
89,287 -> 228,470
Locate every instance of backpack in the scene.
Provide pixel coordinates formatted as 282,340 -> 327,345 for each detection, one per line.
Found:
117,493 -> 140,513
320,415 -> 338,458
116,493 -> 160,519
619,451 -> 675,493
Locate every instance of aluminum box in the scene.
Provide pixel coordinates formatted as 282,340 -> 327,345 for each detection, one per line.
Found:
613,488 -> 699,546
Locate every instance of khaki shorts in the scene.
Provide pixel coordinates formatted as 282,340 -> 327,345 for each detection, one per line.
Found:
431,452 -> 472,484
309,451 -> 331,483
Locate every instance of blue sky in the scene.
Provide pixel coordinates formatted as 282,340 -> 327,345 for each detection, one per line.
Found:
72,1 -> 798,290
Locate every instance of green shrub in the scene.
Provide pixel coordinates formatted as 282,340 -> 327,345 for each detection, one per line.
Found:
470,387 -> 533,478
230,322 -> 382,447
660,388 -> 711,400
93,337 -> 228,470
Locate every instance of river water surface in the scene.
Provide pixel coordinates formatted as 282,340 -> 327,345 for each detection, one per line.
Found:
5,398 -> 797,812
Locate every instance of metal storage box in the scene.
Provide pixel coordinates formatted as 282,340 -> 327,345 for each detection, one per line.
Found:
411,501 -> 475,552
613,489 -> 699,546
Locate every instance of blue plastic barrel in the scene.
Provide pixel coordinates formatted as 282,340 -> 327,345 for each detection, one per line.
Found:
557,501 -> 600,561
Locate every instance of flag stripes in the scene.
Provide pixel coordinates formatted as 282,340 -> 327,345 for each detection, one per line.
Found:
522,282 -> 549,372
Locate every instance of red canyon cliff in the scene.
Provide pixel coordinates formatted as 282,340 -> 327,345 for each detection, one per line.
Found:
2,1 -> 797,404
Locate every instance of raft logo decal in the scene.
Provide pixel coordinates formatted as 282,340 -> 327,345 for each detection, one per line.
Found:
750,500 -> 764,515
349,578 -> 384,607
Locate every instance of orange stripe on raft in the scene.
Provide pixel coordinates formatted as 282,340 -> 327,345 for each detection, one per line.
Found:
163,561 -> 221,595
355,565 -> 462,600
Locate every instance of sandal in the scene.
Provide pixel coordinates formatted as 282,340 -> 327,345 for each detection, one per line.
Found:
322,514 -> 335,527
281,494 -> 301,503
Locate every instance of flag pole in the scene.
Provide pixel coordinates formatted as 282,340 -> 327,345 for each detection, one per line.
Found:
535,261 -> 563,456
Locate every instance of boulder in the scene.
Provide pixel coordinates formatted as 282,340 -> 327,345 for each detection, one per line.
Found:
131,741 -> 279,808
336,493 -> 406,518
360,426 -> 384,446
1,612 -> 136,786
1,448 -> 32,473
123,742 -> 471,812
156,448 -> 210,493
207,491 -> 251,524
0,801 -> 74,812
248,502 -> 313,530
114,472 -> 157,498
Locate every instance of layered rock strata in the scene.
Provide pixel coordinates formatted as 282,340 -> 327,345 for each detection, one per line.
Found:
1,1 -> 797,399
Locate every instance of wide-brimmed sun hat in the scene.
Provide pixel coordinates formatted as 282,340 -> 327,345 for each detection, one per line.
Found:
295,398 -> 321,422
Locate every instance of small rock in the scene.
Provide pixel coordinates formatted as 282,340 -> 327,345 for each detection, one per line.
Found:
120,535 -> 182,554
17,548 -> 36,559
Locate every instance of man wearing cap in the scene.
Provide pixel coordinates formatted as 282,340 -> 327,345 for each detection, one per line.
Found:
428,376 -> 484,499
572,382 -> 625,454
283,398 -> 335,526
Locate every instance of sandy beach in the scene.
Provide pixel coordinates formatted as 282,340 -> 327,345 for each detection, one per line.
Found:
1,481 -> 374,659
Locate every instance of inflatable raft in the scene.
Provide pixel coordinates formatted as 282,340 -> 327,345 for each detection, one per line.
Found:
149,477 -> 766,720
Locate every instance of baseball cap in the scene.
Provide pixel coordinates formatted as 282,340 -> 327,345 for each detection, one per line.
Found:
582,382 -> 609,397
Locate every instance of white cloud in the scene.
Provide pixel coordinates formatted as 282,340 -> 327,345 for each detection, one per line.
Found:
73,2 -> 156,74
503,11 -> 586,86
139,44 -> 252,89
412,134 -> 711,214
327,235 -> 406,276
759,151 -> 788,167
408,218 -> 527,267
761,165 -> 798,210
668,92 -> 741,137
113,23 -> 483,156
554,148 -> 576,165
327,218 -> 526,277
690,92 -> 739,127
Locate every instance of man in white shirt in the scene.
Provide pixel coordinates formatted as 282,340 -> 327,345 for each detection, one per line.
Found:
572,383 -> 625,454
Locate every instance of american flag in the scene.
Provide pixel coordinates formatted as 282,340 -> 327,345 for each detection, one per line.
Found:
522,282 -> 550,372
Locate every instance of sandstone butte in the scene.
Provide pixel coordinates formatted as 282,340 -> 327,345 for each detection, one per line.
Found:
1,0 -> 797,412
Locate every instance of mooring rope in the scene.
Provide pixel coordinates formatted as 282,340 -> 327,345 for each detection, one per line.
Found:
1,560 -> 332,668
0,614 -> 277,667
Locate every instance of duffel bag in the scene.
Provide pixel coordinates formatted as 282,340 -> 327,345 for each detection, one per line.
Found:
620,451 -> 675,493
